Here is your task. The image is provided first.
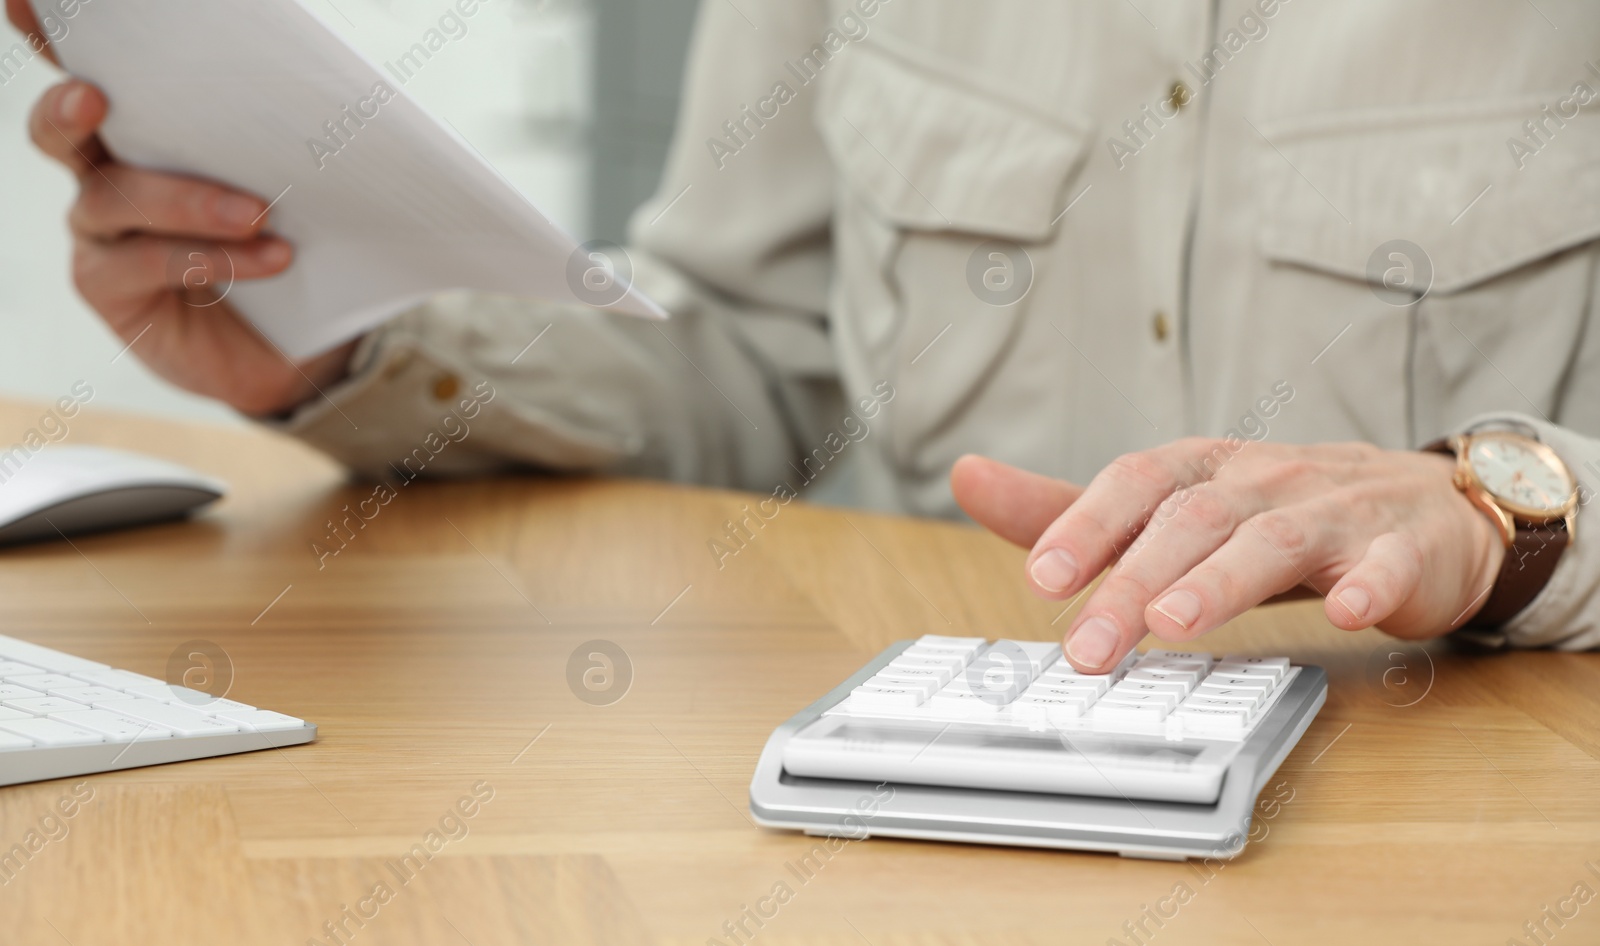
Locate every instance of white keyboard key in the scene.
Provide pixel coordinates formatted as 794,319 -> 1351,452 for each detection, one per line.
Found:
925,690 -> 1004,720
1092,700 -> 1170,724
0,718 -> 104,747
1183,696 -> 1258,715
93,700 -> 241,736
1037,675 -> 1110,698
1204,673 -> 1275,692
848,685 -> 926,711
913,635 -> 986,654
992,640 -> 1062,675
69,668 -> 165,689
210,710 -> 307,733
52,710 -> 174,741
0,685 -> 44,701
1026,682 -> 1105,702
0,660 -> 45,678
1218,655 -> 1290,680
1174,706 -> 1250,737
887,655 -> 965,683
6,697 -> 93,716
0,731 -> 34,749
1109,682 -> 1186,703
1143,649 -> 1213,669
1011,694 -> 1091,725
1125,668 -> 1200,689
0,707 -> 33,721
1193,685 -> 1266,703
866,672 -> 941,699
0,636 -> 108,672
6,674 -> 86,692
41,685 -> 128,703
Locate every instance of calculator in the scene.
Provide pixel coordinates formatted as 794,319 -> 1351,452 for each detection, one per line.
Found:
750,636 -> 1327,860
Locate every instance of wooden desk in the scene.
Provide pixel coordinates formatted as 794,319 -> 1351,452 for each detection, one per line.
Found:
1,398 -> 1597,946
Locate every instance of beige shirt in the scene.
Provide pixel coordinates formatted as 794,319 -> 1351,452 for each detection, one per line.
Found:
280,0 -> 1600,649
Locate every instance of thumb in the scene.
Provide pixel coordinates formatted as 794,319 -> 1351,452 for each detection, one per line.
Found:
951,454 -> 1082,548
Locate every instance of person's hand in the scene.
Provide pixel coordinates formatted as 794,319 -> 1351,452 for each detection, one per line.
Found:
950,440 -> 1506,673
23,75 -> 356,415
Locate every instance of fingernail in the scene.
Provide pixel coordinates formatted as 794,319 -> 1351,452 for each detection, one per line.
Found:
1067,616 -> 1119,670
57,84 -> 85,123
257,240 -> 291,267
1336,587 -> 1371,622
1152,589 -> 1203,630
1030,548 -> 1079,593
218,194 -> 264,227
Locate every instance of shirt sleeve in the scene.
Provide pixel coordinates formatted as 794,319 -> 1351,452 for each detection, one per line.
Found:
1449,413 -> 1600,650
269,0 -> 842,491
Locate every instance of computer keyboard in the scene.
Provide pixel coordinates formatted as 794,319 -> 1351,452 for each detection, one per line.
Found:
751,636 -> 1327,859
0,634 -> 315,787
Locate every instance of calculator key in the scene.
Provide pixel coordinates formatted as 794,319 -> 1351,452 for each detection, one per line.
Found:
1193,685 -> 1265,704
849,686 -> 926,711
5,674 -> 85,692
990,640 -> 1062,675
1037,673 -> 1110,697
0,731 -> 34,749
1011,695 -> 1090,725
1202,673 -> 1273,692
914,635 -> 986,653
1111,682 -> 1187,702
1182,697 -> 1258,714
52,710 -> 174,741
92,700 -> 241,736
210,710 -> 307,733
1026,682 -> 1105,701
899,646 -> 977,667
0,636 -> 108,672
1092,700 -> 1170,724
0,707 -> 33,721
925,690 -> 1004,719
1125,668 -> 1199,689
6,697 -> 94,716
1218,655 -> 1290,679
1173,707 -> 1249,737
68,669 -> 165,689
866,673 -> 941,699
0,718 -> 104,747
42,686 -> 129,704
0,661 -> 45,678
1143,650 -> 1213,669
1100,689 -> 1181,709
0,685 -> 44,701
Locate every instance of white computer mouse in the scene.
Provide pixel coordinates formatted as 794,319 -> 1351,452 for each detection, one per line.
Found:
0,445 -> 227,546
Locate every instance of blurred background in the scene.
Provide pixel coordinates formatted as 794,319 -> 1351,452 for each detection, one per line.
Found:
0,0 -> 699,423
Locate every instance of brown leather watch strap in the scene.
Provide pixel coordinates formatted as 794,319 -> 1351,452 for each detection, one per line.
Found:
1469,519 -> 1568,627
1422,437 -> 1569,628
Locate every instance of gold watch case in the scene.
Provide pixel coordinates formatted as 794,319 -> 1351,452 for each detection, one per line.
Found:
1447,431 -> 1578,548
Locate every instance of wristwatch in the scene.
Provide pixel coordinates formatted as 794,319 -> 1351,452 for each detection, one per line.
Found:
1425,429 -> 1579,627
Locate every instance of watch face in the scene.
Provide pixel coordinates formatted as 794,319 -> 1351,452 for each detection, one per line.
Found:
1466,434 -> 1574,515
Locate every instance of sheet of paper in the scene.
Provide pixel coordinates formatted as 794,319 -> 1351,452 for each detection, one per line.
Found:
33,0 -> 665,358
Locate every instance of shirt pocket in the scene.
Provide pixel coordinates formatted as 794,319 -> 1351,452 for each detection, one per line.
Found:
1254,96 -> 1600,444
814,41 -> 1091,479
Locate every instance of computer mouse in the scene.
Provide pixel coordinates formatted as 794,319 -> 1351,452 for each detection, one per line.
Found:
0,446 -> 227,547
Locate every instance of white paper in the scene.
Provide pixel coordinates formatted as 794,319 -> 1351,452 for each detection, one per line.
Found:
33,0 -> 665,358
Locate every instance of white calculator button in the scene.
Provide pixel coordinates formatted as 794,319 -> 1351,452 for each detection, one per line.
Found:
0,718 -> 104,747
1173,707 -> 1249,737
1124,668 -> 1199,689
209,709 -> 307,733
1182,696 -> 1258,715
1027,682 -> 1104,701
92,700 -> 241,736
867,673 -> 941,699
914,635 -> 986,652
0,661 -> 45,678
1012,695 -> 1090,725
5,674 -> 83,692
1203,673 -> 1274,692
1193,685 -> 1266,704
6,697 -> 93,716
1100,689 -> 1180,710
886,657 -> 961,685
1038,673 -> 1110,697
1142,649 -> 1214,669
899,646 -> 976,667
68,668 -> 165,689
849,685 -> 925,711
1218,655 -> 1290,679
992,640 -> 1062,675
926,690 -> 1004,720
52,709 -> 174,741
1092,701 -> 1170,724
46,686 -> 129,704
0,685 -> 44,701
1110,682 -> 1186,703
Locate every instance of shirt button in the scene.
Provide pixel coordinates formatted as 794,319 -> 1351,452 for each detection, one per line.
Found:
432,373 -> 461,401
1167,81 -> 1192,113
1153,311 -> 1171,342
